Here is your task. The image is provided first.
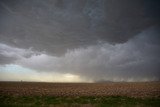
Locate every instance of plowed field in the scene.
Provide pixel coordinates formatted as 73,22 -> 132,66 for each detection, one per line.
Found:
0,82 -> 159,98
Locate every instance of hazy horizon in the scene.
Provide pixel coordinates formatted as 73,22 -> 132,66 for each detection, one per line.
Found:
0,0 -> 160,82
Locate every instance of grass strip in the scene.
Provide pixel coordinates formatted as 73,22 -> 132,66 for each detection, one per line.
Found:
0,95 -> 160,107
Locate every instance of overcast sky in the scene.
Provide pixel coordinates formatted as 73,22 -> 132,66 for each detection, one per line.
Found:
0,0 -> 160,82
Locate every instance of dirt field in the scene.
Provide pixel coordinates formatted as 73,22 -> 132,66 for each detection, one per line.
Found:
0,82 -> 160,98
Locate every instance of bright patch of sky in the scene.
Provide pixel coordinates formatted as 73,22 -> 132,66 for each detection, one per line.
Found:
0,64 -> 33,73
0,64 -> 87,82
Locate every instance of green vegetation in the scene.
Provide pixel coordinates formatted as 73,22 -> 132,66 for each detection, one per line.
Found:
0,95 -> 160,107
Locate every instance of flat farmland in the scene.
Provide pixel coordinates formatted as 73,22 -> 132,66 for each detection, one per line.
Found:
0,82 -> 160,107
0,82 -> 160,97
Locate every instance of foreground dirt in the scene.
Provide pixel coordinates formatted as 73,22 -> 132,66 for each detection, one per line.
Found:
0,82 -> 160,98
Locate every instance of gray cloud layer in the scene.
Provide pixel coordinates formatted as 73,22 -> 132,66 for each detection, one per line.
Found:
0,0 -> 160,55
15,27 -> 160,81
0,0 -> 160,82
0,43 -> 36,65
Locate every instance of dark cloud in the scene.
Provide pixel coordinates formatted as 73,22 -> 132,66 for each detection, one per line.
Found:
0,0 -> 159,55
16,27 -> 160,81
0,0 -> 160,82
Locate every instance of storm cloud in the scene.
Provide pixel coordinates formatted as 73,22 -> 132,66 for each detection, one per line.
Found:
0,0 -> 160,82
14,27 -> 160,81
0,0 -> 160,55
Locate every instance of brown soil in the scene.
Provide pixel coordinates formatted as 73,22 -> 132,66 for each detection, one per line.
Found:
0,82 -> 160,98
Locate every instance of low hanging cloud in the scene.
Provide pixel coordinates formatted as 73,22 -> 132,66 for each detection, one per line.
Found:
15,27 -> 160,82
0,43 -> 36,65
0,0 -> 160,82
